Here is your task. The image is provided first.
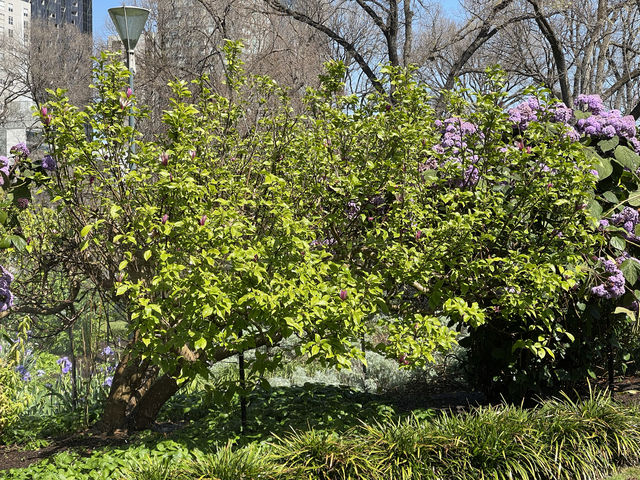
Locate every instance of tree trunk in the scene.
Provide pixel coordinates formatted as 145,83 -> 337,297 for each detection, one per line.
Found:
97,333 -> 155,433
128,373 -> 184,431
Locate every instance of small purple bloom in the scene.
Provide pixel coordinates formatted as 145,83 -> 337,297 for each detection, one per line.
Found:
199,215 -> 207,226
339,289 -> 348,301
36,369 -> 45,377
16,198 -> 29,209
10,142 -> 29,157
57,356 -> 72,374
15,365 -> 30,382
103,376 -> 113,387
102,345 -> 113,356
161,214 -> 169,224
41,155 -> 56,171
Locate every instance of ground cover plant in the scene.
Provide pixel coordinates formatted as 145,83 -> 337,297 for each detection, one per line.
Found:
1,389 -> 640,479
4,41 -> 640,478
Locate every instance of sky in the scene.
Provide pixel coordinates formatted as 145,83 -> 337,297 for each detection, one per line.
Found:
92,0 -> 464,42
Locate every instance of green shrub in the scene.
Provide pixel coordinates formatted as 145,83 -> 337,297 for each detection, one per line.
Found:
0,364 -> 25,439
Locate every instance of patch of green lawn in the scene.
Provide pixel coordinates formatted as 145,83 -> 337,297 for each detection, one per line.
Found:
605,466 -> 640,479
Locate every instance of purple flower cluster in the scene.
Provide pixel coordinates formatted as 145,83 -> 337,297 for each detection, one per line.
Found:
431,118 -> 482,188
346,200 -> 360,220
434,117 -> 477,151
508,97 -> 540,130
552,103 -> 573,123
610,207 -> 640,239
573,94 -> 635,139
591,258 -> 626,299
0,265 -> 14,312
41,155 -> 56,172
574,94 -> 607,115
57,356 -> 72,374
0,156 -> 9,187
9,142 -> 29,158
508,97 -> 575,131
575,110 -> 636,139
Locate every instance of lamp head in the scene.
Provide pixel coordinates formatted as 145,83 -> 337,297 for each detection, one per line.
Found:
108,6 -> 150,52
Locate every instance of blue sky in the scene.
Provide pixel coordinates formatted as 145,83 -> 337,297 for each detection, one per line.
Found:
93,0 -> 463,41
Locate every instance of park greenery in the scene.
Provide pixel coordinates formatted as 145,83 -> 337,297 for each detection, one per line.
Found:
3,42 -> 640,477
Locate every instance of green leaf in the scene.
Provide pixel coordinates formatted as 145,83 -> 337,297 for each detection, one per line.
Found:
588,198 -> 602,218
621,259 -> 640,285
110,205 -> 122,218
116,285 -> 129,296
629,190 -> 640,207
610,235 -> 626,251
7,235 -> 26,251
194,337 -> 207,350
598,137 -> 619,153
0,211 -> 7,224
143,250 -> 152,261
614,145 -> 640,171
119,259 -> 129,270
602,191 -> 618,204
80,224 -> 93,237
585,147 -> 612,180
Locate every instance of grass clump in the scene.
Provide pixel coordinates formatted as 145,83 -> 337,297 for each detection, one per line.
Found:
4,389 -> 640,479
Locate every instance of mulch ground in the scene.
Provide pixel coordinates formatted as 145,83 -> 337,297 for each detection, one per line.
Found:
0,432 -> 128,472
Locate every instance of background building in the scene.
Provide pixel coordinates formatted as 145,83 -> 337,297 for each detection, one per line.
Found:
30,0 -> 92,34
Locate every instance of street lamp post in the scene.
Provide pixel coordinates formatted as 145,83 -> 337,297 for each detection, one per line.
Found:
108,6 -> 149,132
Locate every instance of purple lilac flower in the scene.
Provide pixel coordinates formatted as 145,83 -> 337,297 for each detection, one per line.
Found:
0,266 -> 14,287
9,143 -> 29,157
508,97 -> 540,129
461,165 -> 480,187
0,266 -> 14,312
575,109 -> 636,139
610,207 -> 640,238
630,137 -> 640,154
437,117 -> 477,150
591,257 -> 626,299
103,376 -> 113,387
0,156 -> 9,176
41,155 -> 56,171
57,356 -> 72,374
346,200 -> 360,220
564,127 -> 581,142
552,103 -> 573,123
0,286 -> 14,312
574,94 -> 606,115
